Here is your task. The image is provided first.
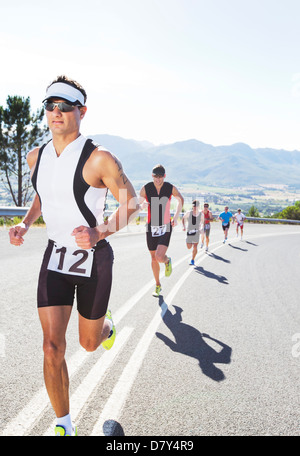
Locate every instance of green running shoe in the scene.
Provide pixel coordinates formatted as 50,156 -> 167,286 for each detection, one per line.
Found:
55,425 -> 77,436
165,257 -> 172,277
152,285 -> 161,297
101,310 -> 116,350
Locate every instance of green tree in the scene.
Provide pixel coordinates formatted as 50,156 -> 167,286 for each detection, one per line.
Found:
0,95 -> 48,206
273,201 -> 300,220
247,205 -> 260,217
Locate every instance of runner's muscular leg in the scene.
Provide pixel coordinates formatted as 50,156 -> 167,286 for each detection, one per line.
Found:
150,250 -> 161,286
78,313 -> 111,352
155,244 -> 169,264
38,305 -> 72,418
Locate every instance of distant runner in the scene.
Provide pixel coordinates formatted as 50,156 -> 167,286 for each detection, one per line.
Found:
234,208 -> 246,239
200,202 -> 213,252
140,164 -> 184,297
218,206 -> 234,243
182,200 -> 202,265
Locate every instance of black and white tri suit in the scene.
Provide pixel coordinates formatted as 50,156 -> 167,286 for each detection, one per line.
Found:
31,135 -> 114,319
185,211 -> 202,244
144,181 -> 173,251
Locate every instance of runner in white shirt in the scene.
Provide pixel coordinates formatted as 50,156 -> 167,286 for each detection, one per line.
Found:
8,75 -> 138,436
234,208 -> 246,239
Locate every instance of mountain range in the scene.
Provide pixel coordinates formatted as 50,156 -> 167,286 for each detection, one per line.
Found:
89,134 -> 300,187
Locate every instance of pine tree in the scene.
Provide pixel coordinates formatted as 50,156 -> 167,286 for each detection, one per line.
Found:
0,95 -> 48,206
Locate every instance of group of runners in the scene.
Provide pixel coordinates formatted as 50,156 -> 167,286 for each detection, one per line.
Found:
182,202 -> 246,264
8,75 -> 246,436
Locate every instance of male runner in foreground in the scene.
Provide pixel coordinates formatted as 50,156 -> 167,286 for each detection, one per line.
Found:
139,165 -> 184,297
9,75 -> 138,436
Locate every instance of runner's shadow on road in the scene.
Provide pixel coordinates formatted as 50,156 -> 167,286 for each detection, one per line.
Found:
244,240 -> 258,246
228,243 -> 248,251
194,265 -> 228,284
156,302 -> 232,382
207,252 -> 231,263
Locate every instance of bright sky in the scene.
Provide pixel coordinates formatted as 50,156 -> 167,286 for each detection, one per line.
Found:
1,0 -> 300,150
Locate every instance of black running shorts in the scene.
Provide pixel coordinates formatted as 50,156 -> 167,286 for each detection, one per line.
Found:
146,224 -> 172,251
37,240 -> 114,320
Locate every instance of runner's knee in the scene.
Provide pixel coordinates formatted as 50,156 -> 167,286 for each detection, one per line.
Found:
155,251 -> 166,263
43,339 -> 66,366
79,336 -> 100,352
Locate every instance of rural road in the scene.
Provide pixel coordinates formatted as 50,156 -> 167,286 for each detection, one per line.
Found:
0,222 -> 299,437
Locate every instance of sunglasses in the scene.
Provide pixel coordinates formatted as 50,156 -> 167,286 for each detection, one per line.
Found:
44,101 -> 81,112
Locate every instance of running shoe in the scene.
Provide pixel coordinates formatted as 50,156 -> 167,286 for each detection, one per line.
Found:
55,425 -> 78,436
189,259 -> 195,266
165,257 -> 172,277
152,285 -> 161,297
200,243 -> 204,248
205,247 -> 208,252
101,310 -> 116,350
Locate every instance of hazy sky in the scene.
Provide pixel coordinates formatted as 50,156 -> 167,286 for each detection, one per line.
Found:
1,0 -> 300,150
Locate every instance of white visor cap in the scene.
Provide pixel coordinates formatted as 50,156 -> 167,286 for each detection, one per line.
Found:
43,82 -> 85,106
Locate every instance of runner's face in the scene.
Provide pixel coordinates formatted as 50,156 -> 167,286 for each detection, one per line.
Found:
152,174 -> 165,185
46,99 -> 87,135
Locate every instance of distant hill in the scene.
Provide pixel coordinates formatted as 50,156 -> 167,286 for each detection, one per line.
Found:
89,134 -> 300,187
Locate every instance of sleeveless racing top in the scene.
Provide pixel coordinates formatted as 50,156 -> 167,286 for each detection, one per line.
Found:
187,211 -> 201,233
203,210 -> 211,225
32,135 -> 108,248
144,181 -> 173,228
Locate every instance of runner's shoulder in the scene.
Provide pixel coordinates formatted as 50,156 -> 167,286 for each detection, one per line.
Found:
26,147 -> 40,168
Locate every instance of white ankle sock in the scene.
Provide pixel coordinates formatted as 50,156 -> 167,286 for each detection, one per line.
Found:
56,413 -> 73,435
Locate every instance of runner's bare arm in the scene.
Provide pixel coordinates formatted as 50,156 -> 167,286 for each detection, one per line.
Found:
139,186 -> 149,210
171,186 -> 184,226
72,150 -> 139,248
182,211 -> 189,230
9,148 -> 42,246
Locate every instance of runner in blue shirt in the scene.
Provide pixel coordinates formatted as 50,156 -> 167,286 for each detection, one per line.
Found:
218,206 -> 234,243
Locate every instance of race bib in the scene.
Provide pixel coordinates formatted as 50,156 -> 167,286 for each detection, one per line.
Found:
47,243 -> 94,277
151,224 -> 167,237
204,223 -> 210,230
187,229 -> 198,235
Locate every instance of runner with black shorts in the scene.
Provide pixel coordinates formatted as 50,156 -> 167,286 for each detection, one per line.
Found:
140,165 -> 184,297
218,206 -> 234,243
8,75 -> 138,436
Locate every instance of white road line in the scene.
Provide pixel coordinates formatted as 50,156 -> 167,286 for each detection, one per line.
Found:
112,252 -> 191,324
3,229 -> 298,436
1,251 -> 191,436
44,326 -> 133,436
90,230 -> 300,436
1,347 -> 89,436
90,242 -> 226,436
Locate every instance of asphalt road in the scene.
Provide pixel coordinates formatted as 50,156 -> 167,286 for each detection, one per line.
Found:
0,222 -> 300,437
